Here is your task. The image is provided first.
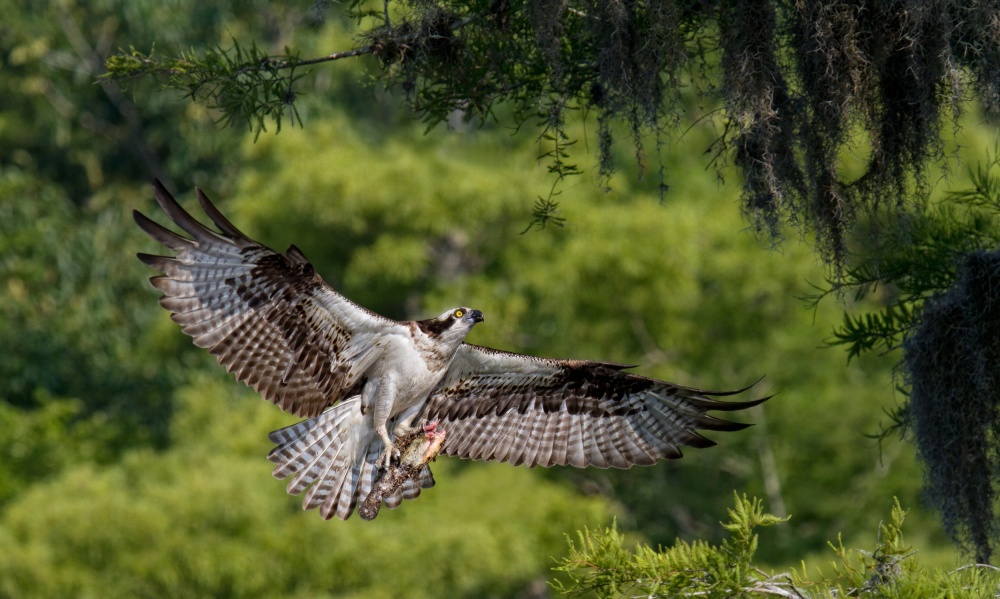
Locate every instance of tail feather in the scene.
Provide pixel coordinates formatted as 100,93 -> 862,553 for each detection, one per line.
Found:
357,446 -> 382,503
267,397 -> 436,520
288,433 -> 346,496
323,461 -> 358,520
306,446 -> 356,515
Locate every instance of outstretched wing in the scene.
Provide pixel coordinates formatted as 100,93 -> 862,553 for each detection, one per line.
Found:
422,344 -> 767,468
134,180 -> 399,417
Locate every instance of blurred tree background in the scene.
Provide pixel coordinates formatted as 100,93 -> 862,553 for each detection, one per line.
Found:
2,0 -> 1000,596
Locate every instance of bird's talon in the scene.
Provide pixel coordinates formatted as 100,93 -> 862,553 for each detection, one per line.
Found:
378,446 -> 398,470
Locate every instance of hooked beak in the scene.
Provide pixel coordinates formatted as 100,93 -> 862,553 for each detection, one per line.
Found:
468,309 -> 485,323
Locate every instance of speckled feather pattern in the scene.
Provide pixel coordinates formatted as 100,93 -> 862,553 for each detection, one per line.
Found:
418,345 -> 766,468
265,398 -> 436,520
135,181 -> 767,521
135,181 -> 397,419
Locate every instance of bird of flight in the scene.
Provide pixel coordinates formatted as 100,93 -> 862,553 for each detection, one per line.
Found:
134,181 -> 768,521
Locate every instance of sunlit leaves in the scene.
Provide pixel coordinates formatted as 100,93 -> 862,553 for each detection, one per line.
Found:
0,380 -> 608,598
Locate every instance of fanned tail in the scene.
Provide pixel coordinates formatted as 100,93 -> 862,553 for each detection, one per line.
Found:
266,397 -> 435,520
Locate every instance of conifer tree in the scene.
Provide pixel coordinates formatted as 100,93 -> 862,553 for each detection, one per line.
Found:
105,0 -> 1000,267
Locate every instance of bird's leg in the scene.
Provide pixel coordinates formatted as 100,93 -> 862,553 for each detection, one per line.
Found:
391,404 -> 425,439
374,421 -> 395,470
371,378 -> 398,470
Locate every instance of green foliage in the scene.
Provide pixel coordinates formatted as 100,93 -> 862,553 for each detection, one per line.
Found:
816,152 -> 1000,361
553,495 -> 788,598
105,0 -> 1000,271
555,496 -> 1000,598
0,376 -> 609,598
0,0 -> 288,197
0,392 -> 101,505
812,151 -> 1000,562
818,499 -> 1000,598
105,40 -> 305,141
0,169 -> 179,454
822,499 -> 910,596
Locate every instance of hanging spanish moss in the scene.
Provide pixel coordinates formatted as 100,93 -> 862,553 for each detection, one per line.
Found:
905,250 -> 1000,563
362,0 -> 1000,268
109,0 -> 1000,271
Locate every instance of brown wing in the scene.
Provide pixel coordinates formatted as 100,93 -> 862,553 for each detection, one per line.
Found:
422,344 -> 768,468
134,180 -> 402,417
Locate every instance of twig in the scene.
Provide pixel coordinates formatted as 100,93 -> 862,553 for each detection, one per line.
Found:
746,585 -> 807,598
286,47 -> 374,67
950,563 -> 1000,574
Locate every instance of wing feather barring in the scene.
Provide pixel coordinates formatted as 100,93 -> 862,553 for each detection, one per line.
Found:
135,180 -> 770,521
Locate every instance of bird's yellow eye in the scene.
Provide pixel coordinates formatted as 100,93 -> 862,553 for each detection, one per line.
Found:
454,309 -> 464,318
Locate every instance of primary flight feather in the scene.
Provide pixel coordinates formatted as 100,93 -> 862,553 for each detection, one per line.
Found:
135,180 -> 768,521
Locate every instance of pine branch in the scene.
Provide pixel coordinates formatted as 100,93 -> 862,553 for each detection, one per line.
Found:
553,496 -> 1000,598
521,96 -> 579,233
104,41 -> 316,140
553,495 -> 790,598
815,151 -> 1000,366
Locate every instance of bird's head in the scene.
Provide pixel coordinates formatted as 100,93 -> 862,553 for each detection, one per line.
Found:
445,307 -> 485,327
419,307 -> 485,345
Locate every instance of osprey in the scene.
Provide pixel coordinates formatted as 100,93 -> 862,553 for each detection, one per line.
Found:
135,181 -> 768,521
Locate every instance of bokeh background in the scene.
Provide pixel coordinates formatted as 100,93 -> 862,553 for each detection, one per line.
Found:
2,1 -> 998,596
